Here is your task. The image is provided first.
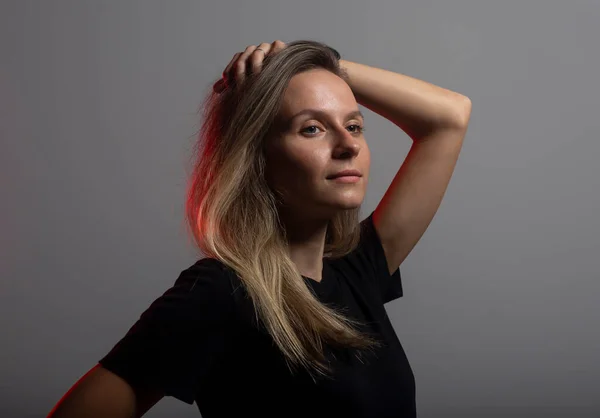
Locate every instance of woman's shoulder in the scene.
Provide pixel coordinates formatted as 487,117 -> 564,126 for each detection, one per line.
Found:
97,257 -> 241,405
168,257 -> 240,304
125,257 -> 242,328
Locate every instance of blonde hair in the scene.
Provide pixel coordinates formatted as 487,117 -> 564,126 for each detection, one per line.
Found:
185,40 -> 379,377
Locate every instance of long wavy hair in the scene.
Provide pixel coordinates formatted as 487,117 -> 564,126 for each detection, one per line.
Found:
185,40 -> 379,377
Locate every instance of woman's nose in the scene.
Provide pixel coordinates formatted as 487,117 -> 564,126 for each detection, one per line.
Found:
332,128 -> 361,158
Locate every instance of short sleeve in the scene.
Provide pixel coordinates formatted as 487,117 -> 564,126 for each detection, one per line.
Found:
98,258 -> 235,405
356,211 -> 404,304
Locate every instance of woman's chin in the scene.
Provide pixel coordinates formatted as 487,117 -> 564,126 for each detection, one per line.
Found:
330,198 -> 363,210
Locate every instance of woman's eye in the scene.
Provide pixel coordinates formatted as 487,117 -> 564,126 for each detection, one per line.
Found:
348,124 -> 365,134
301,125 -> 365,136
301,126 -> 321,135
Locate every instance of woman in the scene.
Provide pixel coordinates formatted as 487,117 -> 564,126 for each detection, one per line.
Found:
48,39 -> 471,418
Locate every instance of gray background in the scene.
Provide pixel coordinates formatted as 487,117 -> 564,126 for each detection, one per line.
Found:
1,1 -> 598,417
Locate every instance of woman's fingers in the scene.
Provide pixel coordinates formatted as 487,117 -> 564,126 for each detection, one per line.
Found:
213,78 -> 226,93
250,42 -> 272,74
223,52 -> 242,82
232,44 -> 258,85
271,40 -> 286,54
216,40 -> 287,92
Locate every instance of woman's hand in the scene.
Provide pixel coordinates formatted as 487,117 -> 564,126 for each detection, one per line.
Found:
213,40 -> 287,93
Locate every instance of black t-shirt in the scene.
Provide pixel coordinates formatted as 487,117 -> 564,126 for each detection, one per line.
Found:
99,211 -> 416,417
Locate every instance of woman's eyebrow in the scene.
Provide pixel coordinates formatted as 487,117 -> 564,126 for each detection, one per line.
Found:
288,108 -> 364,123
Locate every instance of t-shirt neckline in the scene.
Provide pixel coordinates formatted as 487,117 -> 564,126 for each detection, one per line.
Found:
302,260 -> 335,299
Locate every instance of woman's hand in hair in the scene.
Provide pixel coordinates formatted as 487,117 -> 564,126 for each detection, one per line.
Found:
213,40 -> 286,93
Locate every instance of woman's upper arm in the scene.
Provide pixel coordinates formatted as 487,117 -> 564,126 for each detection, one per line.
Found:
48,364 -> 163,418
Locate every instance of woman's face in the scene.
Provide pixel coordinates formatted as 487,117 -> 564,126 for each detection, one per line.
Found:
265,68 -> 370,219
